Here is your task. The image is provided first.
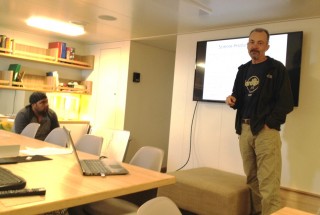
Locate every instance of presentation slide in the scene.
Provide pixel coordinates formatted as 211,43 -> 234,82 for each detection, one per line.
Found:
202,34 -> 288,101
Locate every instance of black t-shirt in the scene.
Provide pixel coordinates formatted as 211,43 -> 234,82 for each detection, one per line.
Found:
241,60 -> 269,119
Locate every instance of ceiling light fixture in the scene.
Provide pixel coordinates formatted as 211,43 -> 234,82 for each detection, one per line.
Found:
189,0 -> 213,14
26,17 -> 85,36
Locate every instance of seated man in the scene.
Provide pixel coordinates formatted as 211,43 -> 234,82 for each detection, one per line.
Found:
14,91 -> 59,140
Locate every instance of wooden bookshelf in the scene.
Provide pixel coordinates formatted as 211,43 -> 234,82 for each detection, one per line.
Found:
0,73 -> 92,95
0,43 -> 94,95
0,43 -> 94,70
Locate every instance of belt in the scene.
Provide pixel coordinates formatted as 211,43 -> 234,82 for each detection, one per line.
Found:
242,119 -> 250,124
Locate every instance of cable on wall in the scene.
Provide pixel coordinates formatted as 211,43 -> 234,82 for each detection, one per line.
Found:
175,101 -> 199,171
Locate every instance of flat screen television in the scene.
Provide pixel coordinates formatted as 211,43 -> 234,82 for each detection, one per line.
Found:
193,31 -> 303,106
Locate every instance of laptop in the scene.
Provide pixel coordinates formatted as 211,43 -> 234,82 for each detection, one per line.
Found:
63,127 -> 129,176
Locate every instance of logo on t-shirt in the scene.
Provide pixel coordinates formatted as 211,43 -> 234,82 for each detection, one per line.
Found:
245,76 -> 259,95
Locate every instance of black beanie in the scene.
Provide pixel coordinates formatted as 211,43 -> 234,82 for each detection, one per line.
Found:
29,92 -> 47,104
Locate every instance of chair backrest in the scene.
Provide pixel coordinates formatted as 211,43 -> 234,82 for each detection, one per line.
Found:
44,127 -> 68,147
129,146 -> 164,172
75,134 -> 103,156
137,196 -> 182,215
20,123 -> 40,138
102,129 -> 130,162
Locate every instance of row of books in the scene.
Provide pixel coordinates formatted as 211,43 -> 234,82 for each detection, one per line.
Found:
0,35 -> 15,52
0,34 -> 76,61
48,42 -> 75,60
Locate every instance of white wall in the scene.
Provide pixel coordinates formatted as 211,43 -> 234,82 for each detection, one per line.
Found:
86,41 -> 130,151
168,18 -> 320,195
124,41 -> 175,164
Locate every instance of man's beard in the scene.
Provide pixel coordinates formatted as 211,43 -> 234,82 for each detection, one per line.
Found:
36,108 -> 48,116
249,49 -> 260,60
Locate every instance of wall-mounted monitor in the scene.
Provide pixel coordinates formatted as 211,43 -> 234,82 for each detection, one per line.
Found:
193,31 -> 303,106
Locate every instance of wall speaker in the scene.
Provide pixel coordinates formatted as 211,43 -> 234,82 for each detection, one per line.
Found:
133,72 -> 140,83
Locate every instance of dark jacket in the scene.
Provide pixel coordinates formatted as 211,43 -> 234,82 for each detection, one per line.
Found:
14,105 -> 60,136
231,57 -> 294,135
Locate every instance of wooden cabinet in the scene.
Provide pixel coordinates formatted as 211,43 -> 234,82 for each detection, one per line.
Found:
0,43 -> 94,95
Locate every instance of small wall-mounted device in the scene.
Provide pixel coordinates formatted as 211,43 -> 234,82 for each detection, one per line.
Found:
133,72 -> 140,83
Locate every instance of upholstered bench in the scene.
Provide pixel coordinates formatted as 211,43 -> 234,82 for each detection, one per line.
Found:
157,167 -> 251,215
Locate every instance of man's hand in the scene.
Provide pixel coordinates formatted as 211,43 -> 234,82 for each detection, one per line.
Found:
226,95 -> 236,107
264,124 -> 270,129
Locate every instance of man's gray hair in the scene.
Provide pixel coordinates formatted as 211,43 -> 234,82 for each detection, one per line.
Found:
249,28 -> 270,43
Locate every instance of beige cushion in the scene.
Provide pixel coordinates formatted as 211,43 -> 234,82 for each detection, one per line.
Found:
157,167 -> 251,215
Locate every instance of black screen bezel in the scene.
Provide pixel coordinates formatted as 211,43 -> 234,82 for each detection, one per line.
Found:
193,31 -> 303,106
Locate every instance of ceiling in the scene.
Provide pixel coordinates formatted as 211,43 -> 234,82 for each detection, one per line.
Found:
0,0 -> 320,51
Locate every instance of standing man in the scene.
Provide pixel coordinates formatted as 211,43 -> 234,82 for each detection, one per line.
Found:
14,91 -> 60,141
226,28 -> 294,215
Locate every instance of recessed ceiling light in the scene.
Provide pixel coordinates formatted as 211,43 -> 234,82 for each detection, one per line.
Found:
98,15 -> 117,21
26,16 -> 85,36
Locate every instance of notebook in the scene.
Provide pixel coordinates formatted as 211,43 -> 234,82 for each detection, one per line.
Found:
0,145 -> 20,158
63,127 -> 129,176
0,145 -> 20,164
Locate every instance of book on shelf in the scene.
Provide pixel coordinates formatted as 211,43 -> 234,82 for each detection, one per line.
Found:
8,64 -> 21,82
66,47 -> 75,60
0,35 -> 7,49
0,35 -> 14,52
5,37 -> 10,49
5,37 -> 13,53
16,70 -> 25,82
48,42 -> 67,59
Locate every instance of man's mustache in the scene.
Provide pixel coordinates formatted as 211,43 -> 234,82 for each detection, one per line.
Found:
250,49 -> 260,53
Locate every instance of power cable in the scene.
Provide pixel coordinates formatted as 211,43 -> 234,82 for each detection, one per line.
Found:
176,101 -> 199,171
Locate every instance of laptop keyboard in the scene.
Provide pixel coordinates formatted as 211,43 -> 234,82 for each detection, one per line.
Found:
0,167 -> 27,191
80,160 -> 111,174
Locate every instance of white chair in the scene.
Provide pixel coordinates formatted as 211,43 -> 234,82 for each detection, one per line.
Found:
75,134 -> 103,156
101,129 -> 130,161
20,122 -> 40,138
44,127 -> 68,147
137,196 -> 182,215
82,146 -> 165,215
129,146 -> 164,172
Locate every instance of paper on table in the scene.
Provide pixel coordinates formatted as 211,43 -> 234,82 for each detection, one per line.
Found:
20,147 -> 73,155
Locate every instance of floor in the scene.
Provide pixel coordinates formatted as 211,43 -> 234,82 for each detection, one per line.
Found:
120,180 -> 320,214
280,188 -> 320,214
179,188 -> 320,215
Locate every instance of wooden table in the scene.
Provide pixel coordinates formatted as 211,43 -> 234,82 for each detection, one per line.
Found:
0,130 -> 175,215
272,207 -> 314,215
